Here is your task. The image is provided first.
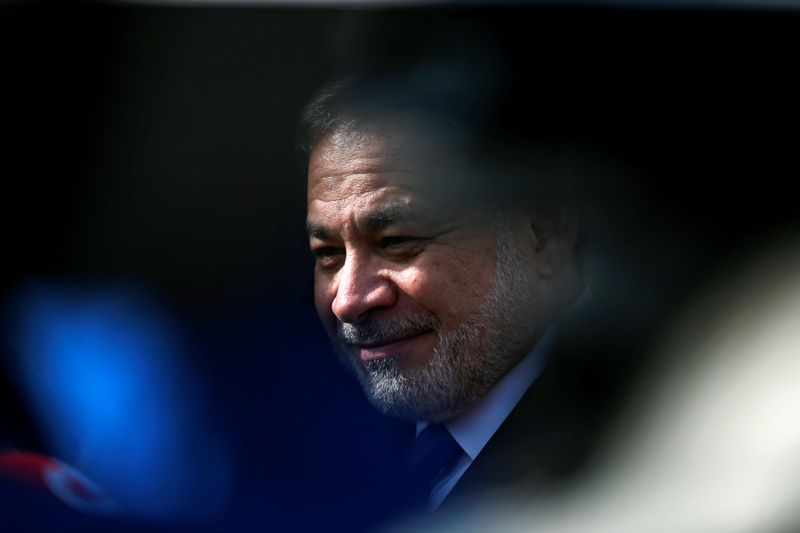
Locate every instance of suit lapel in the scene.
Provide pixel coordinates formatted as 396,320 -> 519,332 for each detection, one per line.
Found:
439,323 -> 627,510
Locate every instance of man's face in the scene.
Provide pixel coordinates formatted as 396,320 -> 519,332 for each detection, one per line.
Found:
306,127 -> 541,422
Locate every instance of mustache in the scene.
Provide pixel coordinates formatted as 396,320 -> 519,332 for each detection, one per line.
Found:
337,313 -> 440,344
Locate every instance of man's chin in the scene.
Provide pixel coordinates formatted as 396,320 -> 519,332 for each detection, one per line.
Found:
357,358 -> 466,423
364,389 -> 463,424
337,334 -> 482,422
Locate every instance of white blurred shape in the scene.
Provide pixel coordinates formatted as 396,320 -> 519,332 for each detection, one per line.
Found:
394,241 -> 800,533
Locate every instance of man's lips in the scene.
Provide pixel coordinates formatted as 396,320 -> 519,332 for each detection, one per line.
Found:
348,331 -> 432,361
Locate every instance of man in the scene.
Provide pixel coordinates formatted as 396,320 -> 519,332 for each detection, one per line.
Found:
300,73 -> 617,513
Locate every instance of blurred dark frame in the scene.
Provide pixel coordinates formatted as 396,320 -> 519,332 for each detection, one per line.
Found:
1,3 -> 799,530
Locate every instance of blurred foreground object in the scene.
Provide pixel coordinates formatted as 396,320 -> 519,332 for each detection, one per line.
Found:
396,238 -> 800,532
0,450 -> 120,515
3,284 -> 232,526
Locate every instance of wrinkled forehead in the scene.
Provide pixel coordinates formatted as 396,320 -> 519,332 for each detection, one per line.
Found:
307,117 -> 481,208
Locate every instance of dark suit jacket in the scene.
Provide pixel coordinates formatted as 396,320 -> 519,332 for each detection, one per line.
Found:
440,307 -> 643,510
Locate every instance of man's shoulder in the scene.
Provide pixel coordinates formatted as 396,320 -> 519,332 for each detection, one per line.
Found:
444,321 -> 640,506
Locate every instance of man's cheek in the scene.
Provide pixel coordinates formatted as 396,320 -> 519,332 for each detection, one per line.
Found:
313,283 -> 333,320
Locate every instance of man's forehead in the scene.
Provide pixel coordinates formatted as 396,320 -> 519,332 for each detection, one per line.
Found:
307,124 -> 480,210
306,169 -> 474,239
306,198 -> 431,239
309,128 -> 435,185
310,130 -> 392,175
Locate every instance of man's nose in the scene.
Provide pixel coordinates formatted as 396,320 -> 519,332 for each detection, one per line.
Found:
331,253 -> 396,324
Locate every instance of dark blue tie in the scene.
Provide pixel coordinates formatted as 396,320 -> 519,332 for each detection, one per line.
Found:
408,423 -> 463,498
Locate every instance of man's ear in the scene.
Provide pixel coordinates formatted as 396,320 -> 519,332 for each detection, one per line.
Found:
525,204 -> 580,278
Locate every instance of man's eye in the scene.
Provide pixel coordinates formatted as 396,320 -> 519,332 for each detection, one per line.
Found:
379,236 -> 415,248
312,246 -> 344,267
379,237 -> 425,258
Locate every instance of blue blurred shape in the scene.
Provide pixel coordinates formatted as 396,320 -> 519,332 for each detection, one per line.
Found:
7,283 -> 231,523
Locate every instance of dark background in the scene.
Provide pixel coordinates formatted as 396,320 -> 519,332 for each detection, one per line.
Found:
1,3 -> 799,531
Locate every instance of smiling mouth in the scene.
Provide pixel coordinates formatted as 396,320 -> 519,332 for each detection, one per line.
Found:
350,331 -> 432,361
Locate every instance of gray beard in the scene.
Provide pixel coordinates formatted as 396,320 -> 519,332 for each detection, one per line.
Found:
334,215 -> 537,423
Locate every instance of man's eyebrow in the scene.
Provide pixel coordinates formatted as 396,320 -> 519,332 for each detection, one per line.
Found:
306,204 -> 433,240
363,204 -> 424,232
306,222 -> 331,240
